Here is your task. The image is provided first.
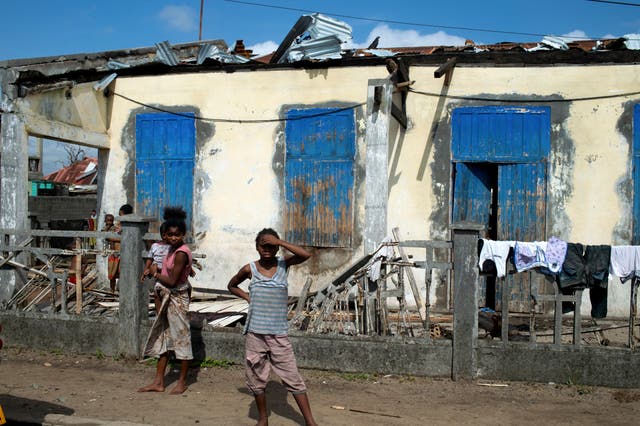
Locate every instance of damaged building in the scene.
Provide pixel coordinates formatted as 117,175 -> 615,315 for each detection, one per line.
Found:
2,15 -> 640,321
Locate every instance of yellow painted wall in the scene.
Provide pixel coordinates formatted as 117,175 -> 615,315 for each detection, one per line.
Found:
98,63 -> 640,316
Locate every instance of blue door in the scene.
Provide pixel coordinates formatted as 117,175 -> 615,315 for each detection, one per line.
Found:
284,108 -> 355,247
135,113 -> 195,229
633,105 -> 640,244
452,162 -> 492,225
452,106 -> 550,312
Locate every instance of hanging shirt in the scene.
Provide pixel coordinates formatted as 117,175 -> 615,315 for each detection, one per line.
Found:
514,241 -> 548,272
245,257 -> 290,336
478,239 -> 515,278
545,236 -> 568,274
609,246 -> 640,283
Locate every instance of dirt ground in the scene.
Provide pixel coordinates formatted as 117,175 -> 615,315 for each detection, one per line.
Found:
1,346 -> 640,426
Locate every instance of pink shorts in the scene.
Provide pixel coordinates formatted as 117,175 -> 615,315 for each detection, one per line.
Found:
244,332 -> 307,395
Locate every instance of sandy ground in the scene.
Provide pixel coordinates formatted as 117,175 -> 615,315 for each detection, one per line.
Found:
1,346 -> 640,426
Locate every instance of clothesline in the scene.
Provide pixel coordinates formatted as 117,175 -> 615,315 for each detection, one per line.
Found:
479,238 -> 640,284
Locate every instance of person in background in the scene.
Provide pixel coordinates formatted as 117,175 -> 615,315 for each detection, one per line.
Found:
227,228 -> 317,426
88,209 -> 97,249
106,204 -> 133,293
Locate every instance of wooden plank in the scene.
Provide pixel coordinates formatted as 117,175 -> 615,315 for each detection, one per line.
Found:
392,227 -> 424,323
573,289 -> 582,346
291,277 -> 313,326
0,237 -> 32,268
74,238 -> 82,314
400,240 -> 452,249
630,278 -> 638,350
0,229 -> 119,238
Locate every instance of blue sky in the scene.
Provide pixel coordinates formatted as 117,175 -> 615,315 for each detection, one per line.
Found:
3,0 -> 640,61
11,0 -> 640,173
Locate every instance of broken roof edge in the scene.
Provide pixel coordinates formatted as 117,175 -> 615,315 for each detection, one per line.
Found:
0,39 -> 229,69
13,48 -> 640,89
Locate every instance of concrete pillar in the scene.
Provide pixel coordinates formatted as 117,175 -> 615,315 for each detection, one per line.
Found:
451,222 -> 483,380
364,79 -> 393,254
0,113 -> 29,302
118,215 -> 150,358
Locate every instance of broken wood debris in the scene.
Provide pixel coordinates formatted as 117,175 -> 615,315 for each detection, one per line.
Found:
289,231 -> 453,338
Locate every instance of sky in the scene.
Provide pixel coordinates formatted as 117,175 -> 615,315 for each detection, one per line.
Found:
9,0 -> 640,173
2,0 -> 639,61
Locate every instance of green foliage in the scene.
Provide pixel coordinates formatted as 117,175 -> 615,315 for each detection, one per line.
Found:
145,358 -> 158,367
94,349 -> 105,360
198,357 -> 233,368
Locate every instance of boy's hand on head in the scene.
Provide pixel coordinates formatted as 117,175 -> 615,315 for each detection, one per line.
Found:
260,234 -> 281,246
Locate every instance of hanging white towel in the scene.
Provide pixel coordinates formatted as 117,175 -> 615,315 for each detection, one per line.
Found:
609,246 -> 640,283
478,239 -> 515,278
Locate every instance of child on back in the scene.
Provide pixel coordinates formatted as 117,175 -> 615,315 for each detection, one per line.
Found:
141,223 -> 170,313
227,228 -> 317,426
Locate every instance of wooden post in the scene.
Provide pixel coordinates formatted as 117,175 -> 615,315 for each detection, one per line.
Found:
74,237 -> 82,314
118,215 -> 151,358
364,79 -> 392,254
451,222 -> 483,381
630,278 -> 638,350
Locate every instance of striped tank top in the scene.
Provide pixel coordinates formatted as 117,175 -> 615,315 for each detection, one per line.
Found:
244,257 -> 289,335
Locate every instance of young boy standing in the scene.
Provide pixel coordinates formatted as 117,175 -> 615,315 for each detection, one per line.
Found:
227,228 -> 317,426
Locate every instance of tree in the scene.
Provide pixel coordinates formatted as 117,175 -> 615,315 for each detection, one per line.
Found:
56,143 -> 87,167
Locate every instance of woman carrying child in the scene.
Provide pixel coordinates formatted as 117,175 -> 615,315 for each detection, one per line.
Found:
227,228 -> 318,426
138,206 -> 193,395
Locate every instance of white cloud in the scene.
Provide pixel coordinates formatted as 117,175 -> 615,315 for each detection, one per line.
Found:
560,29 -> 589,41
601,33 -> 618,39
350,24 -> 466,49
247,40 -> 279,56
157,5 -> 197,33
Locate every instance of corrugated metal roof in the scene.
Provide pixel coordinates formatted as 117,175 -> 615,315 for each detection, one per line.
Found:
304,13 -> 352,43
287,35 -> 345,62
154,41 -> 180,66
275,13 -> 352,63
44,157 -> 98,185
197,43 -> 250,64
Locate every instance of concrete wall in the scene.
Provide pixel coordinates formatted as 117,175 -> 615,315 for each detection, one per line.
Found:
28,196 -> 96,225
16,62 -> 640,316
477,343 -> 640,388
5,311 -> 640,387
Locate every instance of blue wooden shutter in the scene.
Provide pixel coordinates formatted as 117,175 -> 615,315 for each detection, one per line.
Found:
135,113 -> 195,227
633,105 -> 640,244
452,162 -> 492,224
452,106 -> 550,162
284,108 -> 355,247
497,162 -> 546,241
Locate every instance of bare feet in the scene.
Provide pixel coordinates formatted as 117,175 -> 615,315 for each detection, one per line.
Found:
137,383 -> 165,392
256,418 -> 268,426
169,383 -> 188,395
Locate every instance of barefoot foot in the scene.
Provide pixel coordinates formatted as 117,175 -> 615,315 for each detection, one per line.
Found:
137,383 -> 165,392
169,383 -> 188,395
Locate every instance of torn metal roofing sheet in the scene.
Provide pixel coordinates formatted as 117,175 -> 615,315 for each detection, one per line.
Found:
287,35 -> 345,62
273,13 -> 352,64
196,43 -> 249,65
624,34 -> 640,50
154,40 -> 180,66
106,60 -> 130,70
304,13 -> 352,43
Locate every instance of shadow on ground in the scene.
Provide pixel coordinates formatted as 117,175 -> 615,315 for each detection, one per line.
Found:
0,394 -> 74,423
239,381 -> 305,425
